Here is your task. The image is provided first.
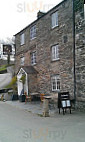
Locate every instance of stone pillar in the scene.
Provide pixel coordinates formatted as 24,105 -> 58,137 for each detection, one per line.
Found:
42,99 -> 49,117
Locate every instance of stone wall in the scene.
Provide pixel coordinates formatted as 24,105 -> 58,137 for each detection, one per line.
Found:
28,74 -> 38,93
15,0 -> 74,98
75,2 -> 85,106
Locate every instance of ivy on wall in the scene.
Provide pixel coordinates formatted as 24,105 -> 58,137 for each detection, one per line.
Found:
74,0 -> 84,12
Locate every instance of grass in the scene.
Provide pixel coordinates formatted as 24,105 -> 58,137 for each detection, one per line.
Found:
0,65 -> 7,71
0,64 -> 14,72
37,114 -> 43,117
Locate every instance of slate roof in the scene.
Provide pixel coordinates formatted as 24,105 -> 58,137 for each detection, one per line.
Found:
18,66 -> 38,74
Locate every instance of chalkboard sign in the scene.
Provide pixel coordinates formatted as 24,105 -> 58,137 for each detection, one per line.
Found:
58,92 -> 71,115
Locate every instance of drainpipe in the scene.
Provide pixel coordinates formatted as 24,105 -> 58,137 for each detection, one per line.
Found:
72,0 -> 76,104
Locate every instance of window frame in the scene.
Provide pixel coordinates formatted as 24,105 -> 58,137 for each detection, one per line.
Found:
51,75 -> 60,92
31,51 -> 36,65
51,44 -> 59,61
51,11 -> 58,28
30,25 -> 36,40
20,56 -> 25,66
20,33 -> 25,45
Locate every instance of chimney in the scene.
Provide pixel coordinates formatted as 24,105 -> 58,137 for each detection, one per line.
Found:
37,11 -> 45,19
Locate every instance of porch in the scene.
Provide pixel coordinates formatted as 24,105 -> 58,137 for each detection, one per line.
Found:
17,66 -> 38,97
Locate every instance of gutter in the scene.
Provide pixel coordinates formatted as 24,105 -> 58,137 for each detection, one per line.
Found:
72,0 -> 76,104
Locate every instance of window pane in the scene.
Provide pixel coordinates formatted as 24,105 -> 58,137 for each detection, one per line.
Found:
53,82 -> 56,90
20,57 -> 24,65
56,12 -> 58,26
57,79 -> 60,90
52,11 -> 58,28
55,45 -> 59,59
52,14 -> 54,27
52,45 -> 59,60
51,75 -> 60,91
20,33 -> 24,45
31,52 -> 36,65
30,25 -> 36,39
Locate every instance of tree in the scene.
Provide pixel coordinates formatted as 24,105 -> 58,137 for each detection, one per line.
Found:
7,76 -> 17,94
74,0 -> 84,12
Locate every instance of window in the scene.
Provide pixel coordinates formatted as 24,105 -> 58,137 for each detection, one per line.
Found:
51,75 -> 60,91
52,44 -> 59,61
30,25 -> 36,40
52,11 -> 58,28
31,51 -> 36,65
20,33 -> 25,45
20,57 -> 25,65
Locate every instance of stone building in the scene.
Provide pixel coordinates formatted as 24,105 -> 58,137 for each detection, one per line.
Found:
15,0 -> 85,107
75,0 -> 85,109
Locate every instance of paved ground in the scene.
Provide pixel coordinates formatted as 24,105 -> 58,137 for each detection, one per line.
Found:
4,101 -> 58,116
0,101 -> 85,142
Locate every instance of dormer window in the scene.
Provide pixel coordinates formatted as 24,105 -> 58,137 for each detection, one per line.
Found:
30,25 -> 36,40
20,33 -> 25,45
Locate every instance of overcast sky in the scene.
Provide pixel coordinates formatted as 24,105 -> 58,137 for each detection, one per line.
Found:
0,0 -> 63,40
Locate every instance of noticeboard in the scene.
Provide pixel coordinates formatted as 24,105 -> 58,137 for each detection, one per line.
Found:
3,44 -> 12,55
58,92 -> 71,114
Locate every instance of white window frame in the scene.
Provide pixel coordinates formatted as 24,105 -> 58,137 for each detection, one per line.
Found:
20,33 -> 25,45
52,11 -> 58,28
20,57 -> 25,65
52,44 -> 59,61
31,51 -> 36,65
51,75 -> 60,91
30,25 -> 36,40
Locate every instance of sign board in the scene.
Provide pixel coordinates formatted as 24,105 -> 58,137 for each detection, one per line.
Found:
3,44 -> 12,55
58,92 -> 71,115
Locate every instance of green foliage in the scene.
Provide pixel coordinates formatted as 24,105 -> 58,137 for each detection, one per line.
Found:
19,74 -> 26,93
74,0 -> 84,12
20,74 -> 26,84
7,76 -> 17,92
0,65 -> 7,72
9,76 -> 17,86
0,64 -> 14,72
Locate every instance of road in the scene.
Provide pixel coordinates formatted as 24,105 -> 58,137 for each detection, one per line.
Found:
0,102 -> 85,142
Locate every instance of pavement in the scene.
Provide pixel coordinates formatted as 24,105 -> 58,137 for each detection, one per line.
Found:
4,100 -> 58,117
